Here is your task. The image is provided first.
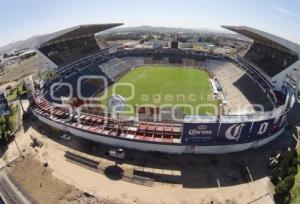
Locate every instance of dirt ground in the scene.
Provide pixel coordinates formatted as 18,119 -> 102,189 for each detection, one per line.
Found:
0,56 -> 38,85
8,154 -> 124,204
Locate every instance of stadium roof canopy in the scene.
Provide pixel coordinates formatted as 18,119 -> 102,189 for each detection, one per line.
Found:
222,25 -> 300,56
39,23 -> 123,47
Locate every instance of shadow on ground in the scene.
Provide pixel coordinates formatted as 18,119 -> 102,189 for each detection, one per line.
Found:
104,165 -> 124,181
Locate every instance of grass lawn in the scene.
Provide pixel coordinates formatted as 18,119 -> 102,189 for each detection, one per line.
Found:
290,148 -> 300,204
102,66 -> 219,115
7,85 -> 27,101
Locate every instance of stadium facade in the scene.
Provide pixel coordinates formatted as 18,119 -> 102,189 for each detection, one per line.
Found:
29,23 -> 299,154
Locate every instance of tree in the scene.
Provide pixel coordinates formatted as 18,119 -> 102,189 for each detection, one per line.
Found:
3,53 -> 9,58
270,167 -> 283,184
4,115 -> 12,133
288,167 -> 297,176
275,176 -> 295,194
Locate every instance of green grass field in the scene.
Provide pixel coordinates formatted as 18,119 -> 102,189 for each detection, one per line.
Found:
102,65 -> 219,115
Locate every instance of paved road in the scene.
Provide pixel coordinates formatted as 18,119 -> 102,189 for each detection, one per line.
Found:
0,173 -> 30,204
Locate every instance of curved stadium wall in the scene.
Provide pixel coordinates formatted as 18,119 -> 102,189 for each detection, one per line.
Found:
30,49 -> 290,154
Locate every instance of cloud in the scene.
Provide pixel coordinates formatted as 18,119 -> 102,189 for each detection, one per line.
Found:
273,6 -> 295,17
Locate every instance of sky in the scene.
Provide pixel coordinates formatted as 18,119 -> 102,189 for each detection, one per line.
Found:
0,0 -> 299,47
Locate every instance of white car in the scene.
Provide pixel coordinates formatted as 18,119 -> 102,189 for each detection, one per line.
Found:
59,133 -> 72,141
109,148 -> 126,159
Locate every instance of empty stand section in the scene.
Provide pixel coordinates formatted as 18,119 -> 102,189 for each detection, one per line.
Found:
99,57 -> 144,81
37,24 -> 122,67
244,42 -> 298,77
39,36 -> 101,66
222,26 -> 299,78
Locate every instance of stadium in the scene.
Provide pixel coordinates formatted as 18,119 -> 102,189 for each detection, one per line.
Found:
29,23 -> 299,154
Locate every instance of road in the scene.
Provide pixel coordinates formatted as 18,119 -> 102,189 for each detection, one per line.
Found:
0,173 -> 31,204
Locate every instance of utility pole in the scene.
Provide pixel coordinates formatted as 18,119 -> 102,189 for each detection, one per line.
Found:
14,136 -> 24,158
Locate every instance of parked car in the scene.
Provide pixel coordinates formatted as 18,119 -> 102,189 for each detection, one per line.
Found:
109,148 -> 126,159
59,133 -> 72,141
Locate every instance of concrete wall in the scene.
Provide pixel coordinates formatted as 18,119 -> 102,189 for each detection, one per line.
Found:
32,108 -> 285,154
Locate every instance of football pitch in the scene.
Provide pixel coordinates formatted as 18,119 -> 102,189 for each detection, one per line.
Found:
102,65 -> 219,115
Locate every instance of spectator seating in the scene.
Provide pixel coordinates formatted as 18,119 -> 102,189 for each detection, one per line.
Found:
244,42 -> 298,77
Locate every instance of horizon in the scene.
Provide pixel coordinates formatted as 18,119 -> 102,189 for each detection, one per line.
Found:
0,0 -> 299,47
0,24 -> 235,48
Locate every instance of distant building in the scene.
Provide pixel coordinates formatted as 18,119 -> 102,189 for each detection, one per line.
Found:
169,37 -> 179,49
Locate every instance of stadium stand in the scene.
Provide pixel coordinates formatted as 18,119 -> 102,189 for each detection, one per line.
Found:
244,42 -> 298,77
222,26 -> 299,92
37,24 -> 122,68
32,92 -> 182,144
44,62 -> 111,102
39,36 -> 100,66
42,47 -> 274,116
206,60 -> 273,114
99,58 -> 130,81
